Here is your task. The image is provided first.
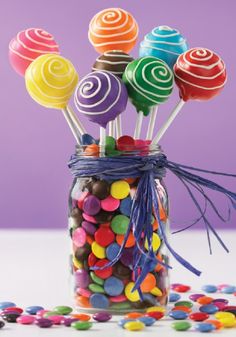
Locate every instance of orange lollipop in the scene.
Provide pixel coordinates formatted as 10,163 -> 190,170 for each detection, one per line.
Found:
88,8 -> 138,53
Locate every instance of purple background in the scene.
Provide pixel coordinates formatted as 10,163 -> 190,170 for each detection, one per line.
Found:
0,0 -> 235,230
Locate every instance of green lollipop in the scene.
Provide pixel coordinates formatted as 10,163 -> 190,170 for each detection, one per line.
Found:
122,56 -> 173,139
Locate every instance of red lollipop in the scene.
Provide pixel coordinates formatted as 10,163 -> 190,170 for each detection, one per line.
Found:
9,28 -> 59,76
152,47 -> 227,144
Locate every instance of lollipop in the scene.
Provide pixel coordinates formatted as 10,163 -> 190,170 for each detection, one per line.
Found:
88,8 -> 138,54
152,48 -> 227,144
9,28 -> 59,76
122,56 -> 174,139
139,26 -> 188,69
74,71 -> 128,153
92,50 -> 134,138
25,54 -> 86,143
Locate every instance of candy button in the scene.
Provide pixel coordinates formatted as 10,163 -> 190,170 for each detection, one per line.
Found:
116,136 -> 135,152
94,227 -> 115,247
16,315 -> 35,324
101,195 -> 120,211
221,285 -> 236,294
48,315 -> 64,325
195,322 -> 215,332
118,318 -> 134,327
94,259 -> 113,279
145,233 -> 161,251
146,306 -> 166,313
215,311 -> 235,320
81,133 -> 96,145
77,288 -> 92,298
174,285 -> 191,293
91,180 -> 110,200
35,318 -> 53,328
53,306 -> 72,315
200,304 -> 219,314
3,307 -> 23,314
110,180 -> 130,199
0,302 -> 16,310
212,298 -> 229,304
189,312 -> 209,321
92,241 -> 106,259
75,269 -> 90,288
125,312 -> 144,319
110,302 -> 132,310
72,227 -> 87,247
213,302 -> 227,310
43,311 -> 58,318
105,136 -> 116,151
205,319 -> 223,330
71,321 -> 93,330
89,294 -> 109,309
106,243 -> 120,261
138,316 -> 156,326
71,313 -> 91,321
83,195 -> 101,215
189,293 -> 204,301
77,192 -> 89,210
62,318 -> 79,327
111,215 -> 130,234
92,311 -> 112,322
124,321 -> 145,331
88,283 -> 105,294
218,317 -> 236,328
175,300 -> 193,308
88,253 -> 97,267
202,284 -> 218,293
125,282 -> 140,302
116,232 -> 135,247
120,197 -> 132,216
90,271 -> 104,286
169,293 -> 181,302
197,296 -> 213,305
172,306 -> 192,314
223,305 -> 236,315
145,311 -> 164,320
169,310 -> 188,320
95,210 -> 113,224
36,310 -> 49,318
171,321 -> 191,331
140,273 -> 156,292
104,276 -> 124,296
113,261 -> 131,280
82,221 -> 97,235
25,306 -> 44,315
110,295 -> 127,303
120,248 -> 133,267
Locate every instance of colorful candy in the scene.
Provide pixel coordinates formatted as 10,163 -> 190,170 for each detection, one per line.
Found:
71,320 -> 93,330
195,322 -> 215,332
35,318 -> 53,328
124,320 -> 145,331
171,321 -> 191,331
92,311 -> 112,322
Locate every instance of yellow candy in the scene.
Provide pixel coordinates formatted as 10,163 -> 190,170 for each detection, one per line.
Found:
110,180 -> 130,200
124,321 -> 145,331
150,286 -> 163,297
146,306 -> 166,313
125,282 -> 140,302
218,317 -> 236,328
215,312 -> 235,320
145,233 -> 161,251
25,54 -> 78,109
91,242 -> 105,259
73,256 -> 83,269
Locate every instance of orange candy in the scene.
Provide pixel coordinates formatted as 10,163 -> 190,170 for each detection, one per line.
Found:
172,306 -> 192,313
88,8 -> 138,54
124,177 -> 137,185
196,296 -> 213,305
71,313 -> 91,321
84,144 -> 99,156
205,319 -> 223,330
86,235 -> 94,245
140,273 -> 156,292
116,232 -> 135,247
125,312 -> 144,319
152,219 -> 159,231
75,296 -> 91,308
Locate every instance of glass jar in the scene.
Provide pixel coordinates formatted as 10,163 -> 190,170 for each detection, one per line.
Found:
68,145 -> 169,313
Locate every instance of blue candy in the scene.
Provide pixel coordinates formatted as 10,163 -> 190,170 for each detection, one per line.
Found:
139,26 -> 188,69
120,197 -> 132,217
199,304 -> 218,314
0,302 -> 16,310
138,316 -> 156,326
118,319 -> 134,328
195,323 -> 215,333
221,285 -> 236,294
81,133 -> 96,145
169,310 -> 188,320
106,243 -> 120,261
201,284 -> 217,293
89,293 -> 109,309
104,276 -> 124,296
169,293 -> 181,302
25,306 -> 44,315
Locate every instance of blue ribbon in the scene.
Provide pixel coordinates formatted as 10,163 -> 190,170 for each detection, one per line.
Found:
68,153 -> 236,294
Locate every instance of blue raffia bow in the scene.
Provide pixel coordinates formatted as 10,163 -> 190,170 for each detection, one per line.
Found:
68,153 -> 236,296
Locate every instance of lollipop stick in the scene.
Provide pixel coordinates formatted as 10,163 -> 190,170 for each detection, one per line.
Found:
67,105 -> 86,136
62,108 -> 81,144
134,112 -> 144,139
108,120 -> 116,137
99,127 -> 106,156
146,106 -> 158,140
152,99 -> 185,144
115,114 -> 122,138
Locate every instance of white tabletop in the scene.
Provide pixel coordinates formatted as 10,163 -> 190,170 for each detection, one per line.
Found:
0,229 -> 235,336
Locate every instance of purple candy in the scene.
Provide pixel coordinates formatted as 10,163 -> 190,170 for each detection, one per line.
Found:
82,221 -> 97,235
74,71 -> 128,128
62,318 -> 79,327
75,269 -> 89,288
120,248 -> 133,267
189,294 -> 205,301
83,195 -> 101,216
212,298 -> 229,304
35,318 -> 53,328
213,302 -> 227,310
92,311 -> 112,322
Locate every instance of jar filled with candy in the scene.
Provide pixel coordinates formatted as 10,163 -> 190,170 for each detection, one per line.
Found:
68,144 -> 170,313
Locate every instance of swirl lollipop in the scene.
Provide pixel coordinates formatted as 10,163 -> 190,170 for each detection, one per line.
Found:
74,71 -> 128,153
122,56 -> 174,139
152,48 -> 227,144
92,50 -> 134,138
25,54 -> 86,143
9,28 -> 59,76
88,8 -> 138,54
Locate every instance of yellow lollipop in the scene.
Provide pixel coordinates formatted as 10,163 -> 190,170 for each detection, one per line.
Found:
25,54 -> 86,142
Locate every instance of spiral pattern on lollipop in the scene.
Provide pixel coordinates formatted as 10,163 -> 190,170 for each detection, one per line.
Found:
88,8 -> 139,53
9,28 -> 59,76
174,48 -> 227,101
74,71 -> 128,128
122,56 -> 174,115
25,54 -> 78,109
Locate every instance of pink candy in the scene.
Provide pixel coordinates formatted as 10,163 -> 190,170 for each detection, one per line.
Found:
101,195 -> 120,212
16,315 -> 35,324
72,227 -> 86,247
77,288 -> 92,298
110,295 -> 127,303
48,315 -> 64,325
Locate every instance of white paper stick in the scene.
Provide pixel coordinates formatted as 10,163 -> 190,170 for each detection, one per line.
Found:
108,120 -> 116,137
99,126 -> 106,157
152,99 -> 185,145
146,106 -> 158,140
62,107 -> 81,144
134,111 -> 144,139
67,105 -> 86,136
115,114 -> 122,139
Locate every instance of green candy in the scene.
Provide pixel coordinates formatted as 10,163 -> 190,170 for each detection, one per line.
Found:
53,305 -> 73,315
110,301 -> 132,310
90,271 -> 104,286
88,283 -> 105,293
111,214 -> 130,234
171,321 -> 191,331
105,136 -> 116,151
122,56 -> 174,116
43,311 -> 58,318
71,321 -> 93,330
174,300 -> 193,308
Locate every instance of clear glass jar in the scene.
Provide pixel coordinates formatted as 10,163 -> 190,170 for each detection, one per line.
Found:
68,145 -> 169,313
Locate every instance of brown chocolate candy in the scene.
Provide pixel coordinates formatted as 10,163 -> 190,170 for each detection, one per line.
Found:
91,180 -> 110,199
94,210 -> 113,224
70,207 -> 83,228
113,262 -> 131,280
74,243 -> 91,262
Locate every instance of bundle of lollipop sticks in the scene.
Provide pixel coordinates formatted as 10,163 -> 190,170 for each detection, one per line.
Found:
9,8 -> 227,153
